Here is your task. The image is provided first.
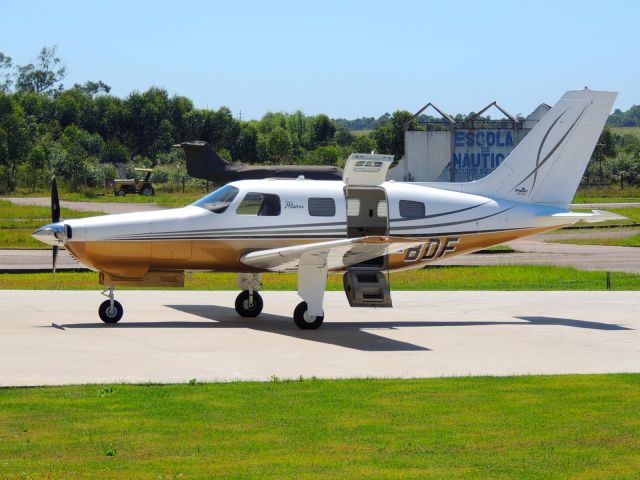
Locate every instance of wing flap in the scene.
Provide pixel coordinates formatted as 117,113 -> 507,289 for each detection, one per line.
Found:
240,236 -> 423,272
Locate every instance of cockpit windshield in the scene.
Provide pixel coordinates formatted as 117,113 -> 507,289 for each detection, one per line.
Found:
192,185 -> 239,213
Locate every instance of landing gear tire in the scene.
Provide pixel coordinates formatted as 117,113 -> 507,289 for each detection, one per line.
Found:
99,299 -> 123,323
235,290 -> 263,317
293,301 -> 324,330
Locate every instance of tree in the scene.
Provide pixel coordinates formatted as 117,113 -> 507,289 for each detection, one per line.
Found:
334,127 -> 355,146
26,144 -> 47,191
15,46 -> 66,94
100,139 -> 129,164
268,127 -> 292,164
234,123 -> 258,163
73,80 -> 111,96
0,52 -> 12,93
0,94 -> 31,193
352,134 -> 376,153
372,110 -> 415,160
588,127 -> 617,182
312,114 -> 336,146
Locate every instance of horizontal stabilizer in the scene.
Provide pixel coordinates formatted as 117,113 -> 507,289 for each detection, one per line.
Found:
551,209 -> 629,223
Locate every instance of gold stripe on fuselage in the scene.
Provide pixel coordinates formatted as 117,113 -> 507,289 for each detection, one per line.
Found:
66,225 -> 563,278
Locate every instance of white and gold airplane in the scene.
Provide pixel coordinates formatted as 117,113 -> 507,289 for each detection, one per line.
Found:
33,89 -> 619,329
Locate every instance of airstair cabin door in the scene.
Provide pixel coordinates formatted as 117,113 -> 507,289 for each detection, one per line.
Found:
342,153 -> 394,307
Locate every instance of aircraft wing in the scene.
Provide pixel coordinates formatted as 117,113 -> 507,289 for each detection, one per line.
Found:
240,236 -> 424,272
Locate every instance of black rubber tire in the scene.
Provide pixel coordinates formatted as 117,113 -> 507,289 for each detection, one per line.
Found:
99,299 -> 123,323
235,290 -> 263,317
293,301 -> 324,330
142,187 -> 153,196
116,190 -> 126,197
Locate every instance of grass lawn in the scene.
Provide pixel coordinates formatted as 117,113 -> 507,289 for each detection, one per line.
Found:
0,200 -> 106,248
0,375 -> 639,478
610,126 -> 640,137
1,266 -> 638,290
7,190 -> 203,208
573,185 -> 640,204
551,233 -> 640,248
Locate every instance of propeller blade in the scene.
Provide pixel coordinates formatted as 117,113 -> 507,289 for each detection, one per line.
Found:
51,176 -> 60,223
53,245 -> 59,276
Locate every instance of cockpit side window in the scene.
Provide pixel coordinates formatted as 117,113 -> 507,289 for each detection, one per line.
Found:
192,185 -> 239,213
236,192 -> 281,216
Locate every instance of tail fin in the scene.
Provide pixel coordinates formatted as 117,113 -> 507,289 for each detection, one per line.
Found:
460,89 -> 617,208
176,141 -> 228,180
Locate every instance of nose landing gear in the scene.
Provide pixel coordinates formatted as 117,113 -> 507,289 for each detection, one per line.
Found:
99,287 -> 123,323
234,273 -> 264,317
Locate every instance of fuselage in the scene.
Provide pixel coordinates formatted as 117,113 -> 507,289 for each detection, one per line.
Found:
37,178 -> 573,278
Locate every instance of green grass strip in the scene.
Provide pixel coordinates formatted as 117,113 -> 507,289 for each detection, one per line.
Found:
1,266 -> 639,290
0,375 -> 639,478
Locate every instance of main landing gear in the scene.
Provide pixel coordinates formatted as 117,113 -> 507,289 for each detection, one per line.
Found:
96,266 -> 330,330
99,287 -> 123,323
234,268 -> 327,330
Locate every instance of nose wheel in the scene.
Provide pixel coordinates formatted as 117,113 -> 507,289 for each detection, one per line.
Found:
235,290 -> 263,317
99,287 -> 123,323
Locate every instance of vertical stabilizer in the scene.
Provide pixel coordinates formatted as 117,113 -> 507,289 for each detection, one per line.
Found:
457,89 -> 617,208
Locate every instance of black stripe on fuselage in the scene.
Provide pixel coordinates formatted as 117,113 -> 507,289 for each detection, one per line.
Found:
108,202 -> 493,239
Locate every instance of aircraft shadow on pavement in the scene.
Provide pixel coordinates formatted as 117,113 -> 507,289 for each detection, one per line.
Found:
54,306 -> 632,352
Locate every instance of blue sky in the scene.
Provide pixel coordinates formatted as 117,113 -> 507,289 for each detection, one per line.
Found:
1,0 -> 637,119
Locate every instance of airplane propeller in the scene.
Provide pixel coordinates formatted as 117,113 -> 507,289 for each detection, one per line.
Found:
51,176 -> 60,275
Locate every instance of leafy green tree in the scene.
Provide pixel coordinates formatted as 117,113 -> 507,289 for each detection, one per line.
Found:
0,52 -> 12,93
372,110 -> 415,160
268,127 -> 292,164
259,111 -> 287,134
74,80 -> 111,96
15,46 -> 66,94
334,127 -> 355,146
26,144 -> 47,191
56,125 -> 104,191
587,127 -> 617,182
183,109 -> 205,141
169,95 -> 194,142
303,145 -> 340,165
312,114 -> 336,146
234,123 -> 258,163
352,134 -> 376,153
100,139 -> 129,164
71,93 -> 120,140
0,93 -> 30,193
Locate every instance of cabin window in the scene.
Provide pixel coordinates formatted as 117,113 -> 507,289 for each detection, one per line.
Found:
377,200 -> 388,218
236,192 -> 281,216
308,198 -> 336,217
193,184 -> 239,213
347,198 -> 360,216
399,200 -> 425,219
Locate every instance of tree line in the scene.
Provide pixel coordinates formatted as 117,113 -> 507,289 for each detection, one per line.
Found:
0,46 -> 419,193
0,46 -> 638,194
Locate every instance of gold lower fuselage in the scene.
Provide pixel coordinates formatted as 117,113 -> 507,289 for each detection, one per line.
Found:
66,225 -> 559,279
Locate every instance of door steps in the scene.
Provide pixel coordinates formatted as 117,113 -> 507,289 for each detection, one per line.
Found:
343,269 -> 392,308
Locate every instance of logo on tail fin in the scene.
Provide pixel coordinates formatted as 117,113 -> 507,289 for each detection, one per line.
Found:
510,103 -> 589,195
